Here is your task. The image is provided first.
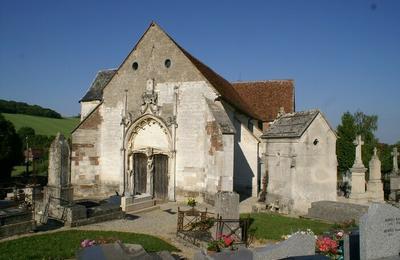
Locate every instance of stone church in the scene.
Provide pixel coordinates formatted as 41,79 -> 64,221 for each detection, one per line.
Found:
71,22 -> 298,203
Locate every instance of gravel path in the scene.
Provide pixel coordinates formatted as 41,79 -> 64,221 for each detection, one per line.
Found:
75,202 -> 213,259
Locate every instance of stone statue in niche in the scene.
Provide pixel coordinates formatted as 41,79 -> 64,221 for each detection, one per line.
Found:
141,79 -> 159,115
146,148 -> 154,196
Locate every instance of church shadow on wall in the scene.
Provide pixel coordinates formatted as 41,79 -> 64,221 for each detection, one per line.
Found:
233,124 -> 254,202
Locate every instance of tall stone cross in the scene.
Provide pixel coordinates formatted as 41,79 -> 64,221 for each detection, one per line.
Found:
353,135 -> 365,168
392,147 -> 399,175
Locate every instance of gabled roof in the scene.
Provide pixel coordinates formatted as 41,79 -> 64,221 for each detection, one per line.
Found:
262,109 -> 320,139
232,80 -> 295,122
173,44 -> 260,120
80,69 -> 117,102
79,22 -> 259,120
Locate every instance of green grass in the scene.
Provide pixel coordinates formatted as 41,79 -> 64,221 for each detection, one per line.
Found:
0,230 -> 178,260
11,165 -> 26,177
2,113 -> 79,138
242,213 -> 334,241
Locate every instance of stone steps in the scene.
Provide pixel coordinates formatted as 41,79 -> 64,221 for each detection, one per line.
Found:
124,199 -> 156,213
127,205 -> 160,215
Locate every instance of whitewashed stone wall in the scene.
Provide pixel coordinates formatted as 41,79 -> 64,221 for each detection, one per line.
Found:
80,100 -> 100,120
233,115 -> 261,198
71,24 -> 251,201
265,113 -> 337,214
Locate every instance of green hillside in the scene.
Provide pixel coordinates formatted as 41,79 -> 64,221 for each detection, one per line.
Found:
2,113 -> 79,137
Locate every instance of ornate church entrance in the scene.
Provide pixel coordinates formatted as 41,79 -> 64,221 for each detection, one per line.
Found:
154,154 -> 168,200
129,152 -> 169,200
133,153 -> 147,194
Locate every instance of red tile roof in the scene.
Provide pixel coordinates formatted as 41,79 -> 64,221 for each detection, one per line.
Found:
232,80 -> 295,122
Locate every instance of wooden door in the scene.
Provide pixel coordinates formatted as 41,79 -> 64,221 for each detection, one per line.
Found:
133,153 -> 147,194
154,154 -> 168,200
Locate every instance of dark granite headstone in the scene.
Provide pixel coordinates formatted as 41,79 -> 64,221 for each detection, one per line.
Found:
344,230 -> 360,260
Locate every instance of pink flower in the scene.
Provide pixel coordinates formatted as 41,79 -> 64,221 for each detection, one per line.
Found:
336,231 -> 344,239
81,239 -> 96,248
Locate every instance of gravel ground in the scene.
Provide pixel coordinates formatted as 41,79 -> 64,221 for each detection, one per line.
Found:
2,199 -> 257,259
75,202 -> 214,259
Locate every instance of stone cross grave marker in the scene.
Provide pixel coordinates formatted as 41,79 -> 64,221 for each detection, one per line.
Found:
350,135 -> 367,199
353,135 -> 365,168
359,203 -> 400,260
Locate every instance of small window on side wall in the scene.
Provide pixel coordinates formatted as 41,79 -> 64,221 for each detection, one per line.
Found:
164,59 -> 171,68
132,62 -> 138,71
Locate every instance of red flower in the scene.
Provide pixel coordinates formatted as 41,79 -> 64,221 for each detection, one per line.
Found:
222,235 -> 234,246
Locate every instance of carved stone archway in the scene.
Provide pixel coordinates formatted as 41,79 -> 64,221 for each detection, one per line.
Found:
125,115 -> 173,200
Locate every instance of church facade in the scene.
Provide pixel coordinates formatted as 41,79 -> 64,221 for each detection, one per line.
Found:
71,22 -> 294,203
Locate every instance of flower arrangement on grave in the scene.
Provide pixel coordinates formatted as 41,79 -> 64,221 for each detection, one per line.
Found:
315,230 -> 346,260
187,197 -> 197,208
281,229 -> 316,240
207,233 -> 236,253
80,237 -> 120,248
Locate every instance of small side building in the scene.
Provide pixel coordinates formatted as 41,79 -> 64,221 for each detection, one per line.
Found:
261,110 -> 337,215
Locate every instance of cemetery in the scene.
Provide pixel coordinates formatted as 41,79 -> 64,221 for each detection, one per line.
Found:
1,17 -> 399,260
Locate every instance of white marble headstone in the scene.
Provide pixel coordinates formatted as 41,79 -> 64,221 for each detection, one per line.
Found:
359,203 -> 400,260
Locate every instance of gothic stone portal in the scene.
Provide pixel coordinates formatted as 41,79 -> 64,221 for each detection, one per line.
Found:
130,152 -> 168,200
126,115 -> 172,201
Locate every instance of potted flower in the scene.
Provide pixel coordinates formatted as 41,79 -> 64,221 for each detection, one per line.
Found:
187,198 -> 197,208
207,239 -> 223,254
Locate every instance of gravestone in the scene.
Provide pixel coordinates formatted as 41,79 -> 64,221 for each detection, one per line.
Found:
37,133 -> 73,223
43,133 -> 73,204
215,191 -> 239,220
359,203 -> 400,260
214,191 -> 240,240
392,147 -> 399,176
194,233 -> 317,260
390,147 -> 400,201
343,230 -> 360,260
253,233 -> 316,260
350,136 -> 368,201
366,148 -> 384,202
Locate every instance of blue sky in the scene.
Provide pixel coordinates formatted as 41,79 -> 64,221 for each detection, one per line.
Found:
0,0 -> 399,144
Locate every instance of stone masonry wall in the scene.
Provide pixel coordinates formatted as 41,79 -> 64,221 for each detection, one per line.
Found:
71,107 -> 103,198
73,23 -> 250,200
265,113 -> 337,215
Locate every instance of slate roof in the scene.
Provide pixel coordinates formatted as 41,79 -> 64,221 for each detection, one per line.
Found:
232,80 -> 295,122
262,109 -> 320,139
205,99 -> 236,134
80,69 -> 117,102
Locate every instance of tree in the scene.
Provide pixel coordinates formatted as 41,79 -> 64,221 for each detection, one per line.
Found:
17,127 -> 35,141
336,112 -> 356,173
0,114 -> 23,180
353,111 -> 378,166
378,143 -> 393,174
336,110 -> 378,174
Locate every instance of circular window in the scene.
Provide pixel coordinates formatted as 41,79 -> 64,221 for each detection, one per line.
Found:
164,59 -> 171,68
132,62 -> 138,71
